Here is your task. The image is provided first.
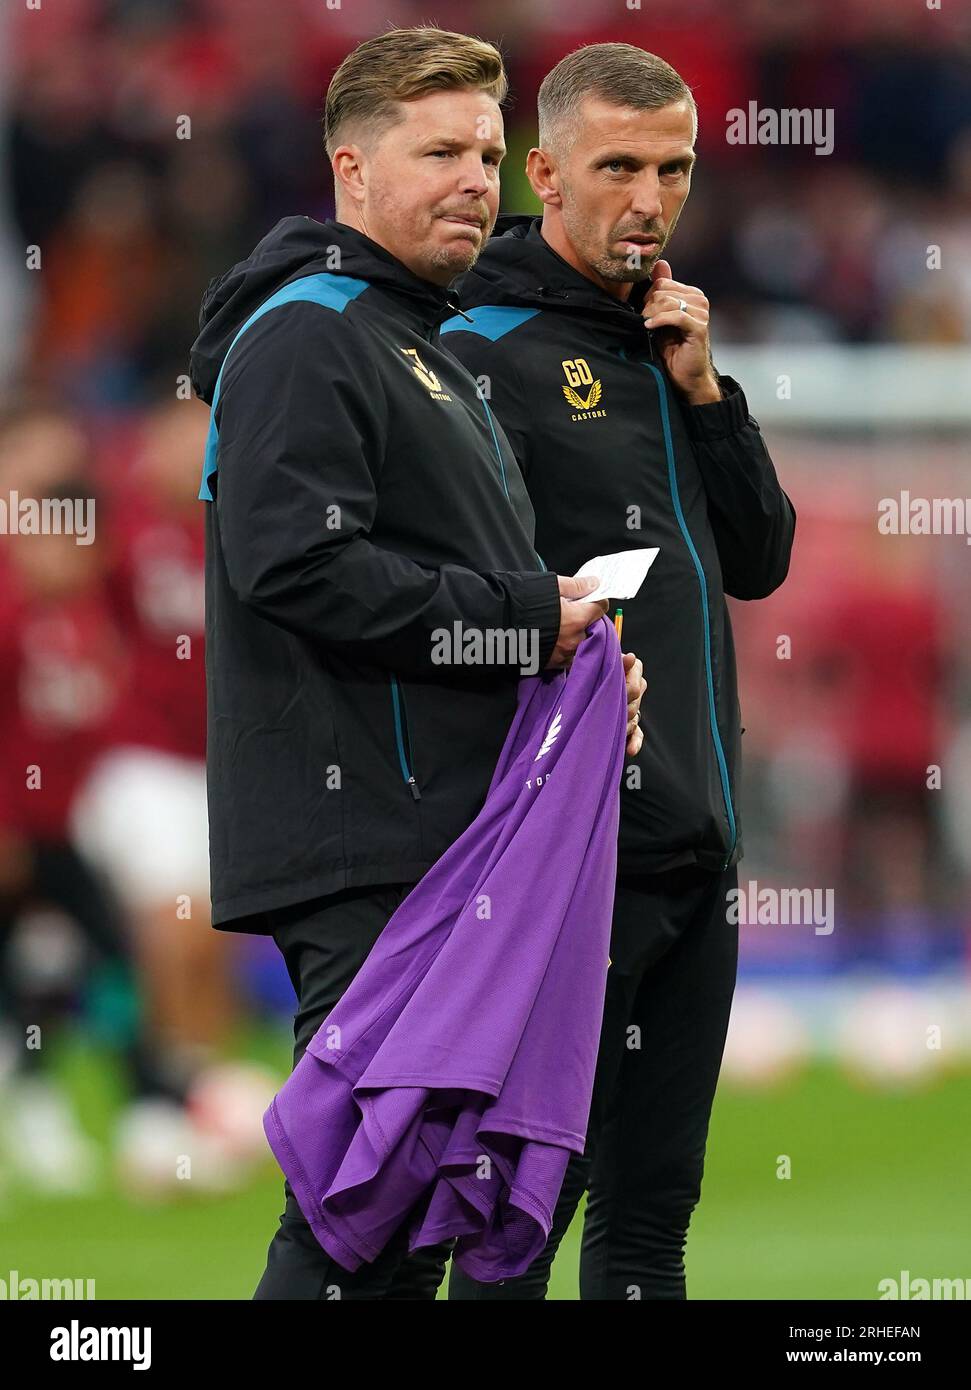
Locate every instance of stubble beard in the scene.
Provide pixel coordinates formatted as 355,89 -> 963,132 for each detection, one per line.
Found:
426,233 -> 481,281
563,195 -> 662,285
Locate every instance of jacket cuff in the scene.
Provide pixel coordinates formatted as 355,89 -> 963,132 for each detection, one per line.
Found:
682,375 -> 750,442
503,569 -> 562,673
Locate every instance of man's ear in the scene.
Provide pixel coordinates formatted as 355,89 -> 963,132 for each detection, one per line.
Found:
332,142 -> 367,207
525,147 -> 562,208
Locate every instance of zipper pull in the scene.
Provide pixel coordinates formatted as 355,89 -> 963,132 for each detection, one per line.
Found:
443,297 -> 474,323
407,775 -> 421,802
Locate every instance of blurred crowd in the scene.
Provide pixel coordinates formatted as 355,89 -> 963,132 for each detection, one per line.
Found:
728,462 -> 971,966
0,393 -> 255,1193
0,0 -> 969,1190
2,0 -> 971,411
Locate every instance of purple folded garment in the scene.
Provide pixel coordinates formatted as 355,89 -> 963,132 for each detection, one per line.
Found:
263,616 -> 628,1282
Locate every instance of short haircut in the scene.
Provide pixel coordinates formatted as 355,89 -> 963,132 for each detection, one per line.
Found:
538,43 -> 696,157
324,25 -> 508,159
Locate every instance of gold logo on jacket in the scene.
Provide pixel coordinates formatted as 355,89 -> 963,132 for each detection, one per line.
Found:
400,347 -> 452,402
561,358 -> 606,420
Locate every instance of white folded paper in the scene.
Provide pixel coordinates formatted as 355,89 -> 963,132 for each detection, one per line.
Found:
572,547 -> 659,603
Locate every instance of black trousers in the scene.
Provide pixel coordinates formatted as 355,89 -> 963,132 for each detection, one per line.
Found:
253,883 -> 453,1300
253,863 -> 738,1301
446,861 -> 739,1300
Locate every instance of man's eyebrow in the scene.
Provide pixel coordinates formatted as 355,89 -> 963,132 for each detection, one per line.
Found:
421,133 -> 506,156
594,149 -> 696,168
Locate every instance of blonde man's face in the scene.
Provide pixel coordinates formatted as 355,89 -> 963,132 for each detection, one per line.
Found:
334,88 -> 505,286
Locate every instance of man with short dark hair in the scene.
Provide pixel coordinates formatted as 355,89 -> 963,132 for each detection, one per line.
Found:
439,42 -> 796,1299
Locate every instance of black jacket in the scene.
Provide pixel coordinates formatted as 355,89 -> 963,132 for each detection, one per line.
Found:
189,216 -> 561,931
442,215 -> 796,876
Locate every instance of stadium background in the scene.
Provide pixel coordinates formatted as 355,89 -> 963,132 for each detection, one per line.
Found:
1,0 -> 969,1299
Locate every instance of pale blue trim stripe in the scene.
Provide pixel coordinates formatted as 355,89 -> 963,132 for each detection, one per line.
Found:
198,272 -> 369,502
439,305 -> 540,341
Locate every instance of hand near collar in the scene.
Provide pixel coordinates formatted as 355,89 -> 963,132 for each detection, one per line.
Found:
640,259 -> 722,406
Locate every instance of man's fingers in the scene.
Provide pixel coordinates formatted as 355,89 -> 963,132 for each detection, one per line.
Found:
647,280 -> 707,304
621,649 -> 647,755
566,601 -> 609,627
652,294 -> 708,319
643,309 -> 708,332
558,573 -> 601,599
622,652 -> 647,716
642,288 -> 709,325
643,294 -> 709,323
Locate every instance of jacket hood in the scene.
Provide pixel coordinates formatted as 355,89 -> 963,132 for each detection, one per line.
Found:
189,215 -> 463,405
455,213 -> 653,338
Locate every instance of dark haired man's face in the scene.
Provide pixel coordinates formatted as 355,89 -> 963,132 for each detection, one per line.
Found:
338,88 -> 505,286
546,96 -> 696,292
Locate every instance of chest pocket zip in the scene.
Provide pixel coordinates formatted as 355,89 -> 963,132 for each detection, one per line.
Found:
389,673 -> 420,800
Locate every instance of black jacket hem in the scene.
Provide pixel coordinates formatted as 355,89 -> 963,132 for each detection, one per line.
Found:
210,859 -> 434,934
617,838 -> 744,879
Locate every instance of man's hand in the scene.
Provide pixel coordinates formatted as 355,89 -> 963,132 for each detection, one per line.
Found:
622,650 -> 647,756
544,575 -> 609,671
641,259 -> 722,405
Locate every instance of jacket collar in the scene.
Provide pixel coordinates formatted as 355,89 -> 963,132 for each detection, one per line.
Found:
455,214 -> 653,341
190,215 -> 467,402
316,219 -> 466,336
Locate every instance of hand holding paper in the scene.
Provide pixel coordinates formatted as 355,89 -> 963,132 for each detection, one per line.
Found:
573,548 -> 659,603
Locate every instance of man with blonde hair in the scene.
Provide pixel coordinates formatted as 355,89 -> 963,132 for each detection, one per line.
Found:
189,27 -> 644,1299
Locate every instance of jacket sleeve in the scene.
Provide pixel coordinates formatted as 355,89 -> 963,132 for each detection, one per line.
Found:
437,328 -> 533,478
210,302 -> 562,677
679,374 -> 796,600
